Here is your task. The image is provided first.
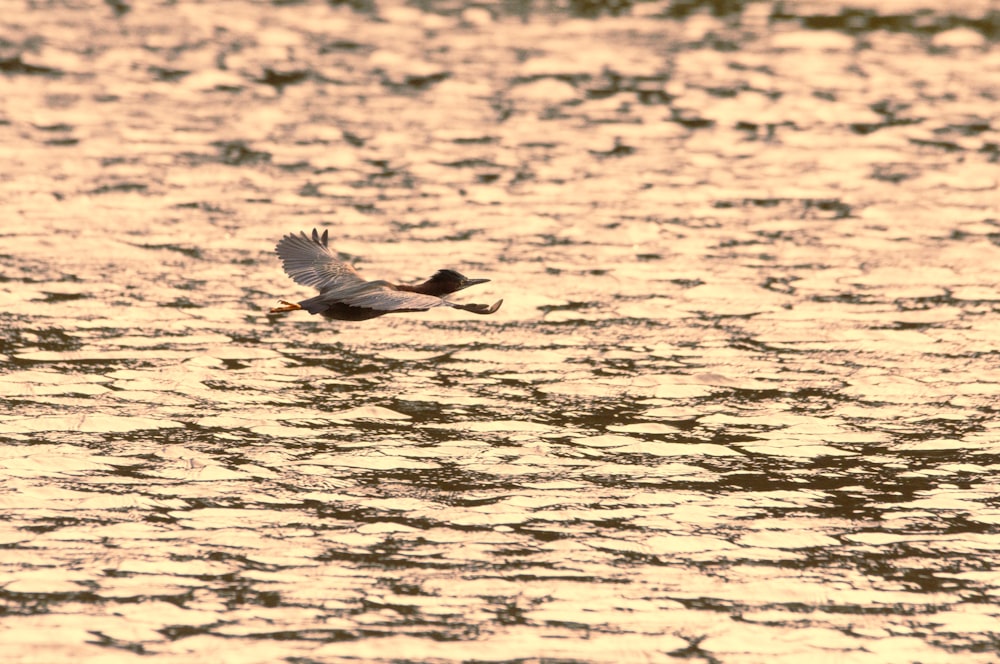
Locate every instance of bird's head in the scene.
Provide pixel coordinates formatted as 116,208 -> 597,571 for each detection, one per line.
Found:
416,269 -> 490,296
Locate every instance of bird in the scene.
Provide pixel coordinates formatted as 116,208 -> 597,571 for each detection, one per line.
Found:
269,229 -> 503,321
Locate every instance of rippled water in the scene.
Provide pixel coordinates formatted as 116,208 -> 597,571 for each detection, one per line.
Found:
2,0 -> 999,662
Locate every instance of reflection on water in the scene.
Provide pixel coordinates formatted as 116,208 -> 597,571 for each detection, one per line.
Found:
1,0 -> 999,661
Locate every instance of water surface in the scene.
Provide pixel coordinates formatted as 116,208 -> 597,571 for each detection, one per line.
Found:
1,1 -> 999,662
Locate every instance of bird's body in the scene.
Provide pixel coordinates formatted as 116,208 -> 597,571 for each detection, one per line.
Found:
269,229 -> 502,321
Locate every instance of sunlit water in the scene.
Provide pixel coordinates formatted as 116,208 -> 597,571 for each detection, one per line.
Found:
1,0 -> 999,662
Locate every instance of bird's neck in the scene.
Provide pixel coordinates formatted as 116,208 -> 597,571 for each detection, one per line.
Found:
397,281 -> 450,296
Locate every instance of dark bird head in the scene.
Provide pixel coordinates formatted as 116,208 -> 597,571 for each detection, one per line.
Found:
406,269 -> 490,297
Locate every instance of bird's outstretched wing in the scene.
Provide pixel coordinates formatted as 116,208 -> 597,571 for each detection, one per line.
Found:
301,284 -> 503,317
275,229 -> 366,293
300,281 -> 445,314
327,287 -> 503,314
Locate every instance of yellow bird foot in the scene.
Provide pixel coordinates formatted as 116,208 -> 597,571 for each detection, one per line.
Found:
269,300 -> 302,314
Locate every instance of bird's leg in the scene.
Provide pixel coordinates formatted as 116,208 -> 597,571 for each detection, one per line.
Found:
453,299 -> 503,315
269,300 -> 302,314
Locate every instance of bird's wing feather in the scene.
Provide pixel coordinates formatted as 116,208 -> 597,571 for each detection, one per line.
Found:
317,281 -> 448,312
275,229 -> 366,292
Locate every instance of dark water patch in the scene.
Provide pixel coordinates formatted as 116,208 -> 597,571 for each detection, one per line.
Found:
84,633 -> 147,655
320,38 -> 369,53
148,66 -> 189,82
257,66 -> 310,91
768,4 -> 999,38
0,54 -> 61,76
140,243 -> 209,259
380,70 -> 450,91
850,118 -> 923,135
31,121 -> 73,132
41,136 -> 79,146
713,197 -> 853,219
88,182 -> 149,195
0,325 -> 82,353
215,140 -> 272,166
589,140 -> 635,157
909,136 -> 968,152
670,115 -> 715,129
870,163 -> 921,182
0,588 -> 102,614
159,625 -> 214,641
160,296 -> 202,308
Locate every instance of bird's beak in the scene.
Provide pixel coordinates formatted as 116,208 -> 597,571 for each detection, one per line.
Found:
459,277 -> 490,291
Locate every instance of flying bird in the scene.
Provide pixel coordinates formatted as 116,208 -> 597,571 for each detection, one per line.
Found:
269,229 -> 503,321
